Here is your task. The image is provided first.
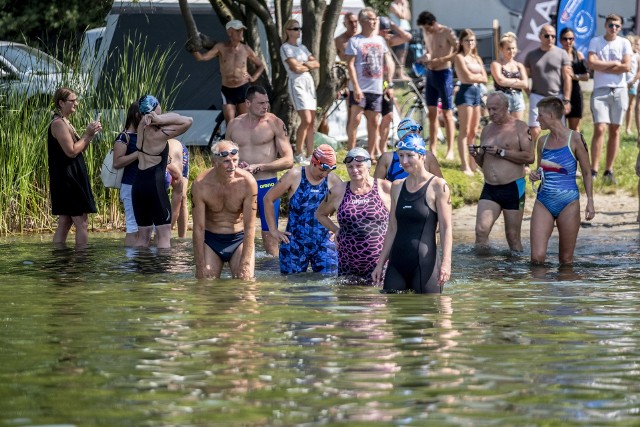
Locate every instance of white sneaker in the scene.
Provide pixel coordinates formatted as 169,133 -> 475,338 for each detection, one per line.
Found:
299,156 -> 311,166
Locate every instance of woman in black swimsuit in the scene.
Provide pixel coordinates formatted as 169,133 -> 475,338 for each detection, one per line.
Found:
372,134 -> 453,293
132,95 -> 193,248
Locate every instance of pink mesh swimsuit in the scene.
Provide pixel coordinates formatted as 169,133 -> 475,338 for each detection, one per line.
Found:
336,179 -> 389,279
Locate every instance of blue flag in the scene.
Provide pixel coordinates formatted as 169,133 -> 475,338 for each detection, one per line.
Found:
556,0 -> 597,57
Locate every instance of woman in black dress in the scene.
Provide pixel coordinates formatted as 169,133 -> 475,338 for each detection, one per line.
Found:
559,28 -> 589,131
48,87 -> 102,246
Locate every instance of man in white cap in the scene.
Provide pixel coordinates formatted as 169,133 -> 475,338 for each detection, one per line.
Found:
192,19 -> 265,126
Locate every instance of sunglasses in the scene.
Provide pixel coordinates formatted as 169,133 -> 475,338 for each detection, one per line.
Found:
313,153 -> 336,170
543,34 -> 556,39
471,145 -> 487,152
213,148 -> 239,157
561,37 -> 574,41
288,27 -> 302,31
344,155 -> 371,164
608,23 -> 621,29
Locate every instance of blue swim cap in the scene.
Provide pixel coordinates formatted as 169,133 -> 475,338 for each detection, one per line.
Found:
139,95 -> 159,115
397,117 -> 423,140
396,133 -> 426,155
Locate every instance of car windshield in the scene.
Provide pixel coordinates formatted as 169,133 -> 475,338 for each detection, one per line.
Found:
0,44 -> 64,74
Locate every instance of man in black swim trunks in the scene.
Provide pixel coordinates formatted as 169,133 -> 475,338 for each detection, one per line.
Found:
191,19 -> 265,127
191,140 -> 258,279
469,91 -> 535,252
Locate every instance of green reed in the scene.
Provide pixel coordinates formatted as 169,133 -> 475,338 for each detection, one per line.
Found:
0,36 -> 180,234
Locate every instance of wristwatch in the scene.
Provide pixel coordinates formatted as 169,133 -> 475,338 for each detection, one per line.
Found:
498,148 -> 506,157
386,82 -> 395,89
563,99 -> 570,104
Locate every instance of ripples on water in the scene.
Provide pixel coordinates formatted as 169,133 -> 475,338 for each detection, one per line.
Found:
0,230 -> 638,426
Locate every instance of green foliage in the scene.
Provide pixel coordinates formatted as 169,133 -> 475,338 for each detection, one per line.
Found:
0,0 -> 111,55
0,36 -> 180,234
363,0 -> 394,17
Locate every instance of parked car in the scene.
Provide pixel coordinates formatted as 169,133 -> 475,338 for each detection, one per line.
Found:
0,41 -> 72,107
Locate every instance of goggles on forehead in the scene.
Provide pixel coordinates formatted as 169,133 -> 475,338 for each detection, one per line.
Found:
396,139 -> 426,155
344,155 -> 371,164
313,153 -> 337,170
213,148 -> 239,157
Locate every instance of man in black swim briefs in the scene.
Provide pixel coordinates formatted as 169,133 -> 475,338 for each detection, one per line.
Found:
469,91 -> 535,252
191,140 -> 258,279
191,19 -> 265,127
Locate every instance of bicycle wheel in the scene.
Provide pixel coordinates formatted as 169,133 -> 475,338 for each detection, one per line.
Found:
400,95 -> 428,139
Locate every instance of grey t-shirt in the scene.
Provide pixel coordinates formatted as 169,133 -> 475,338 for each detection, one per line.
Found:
524,47 -> 570,96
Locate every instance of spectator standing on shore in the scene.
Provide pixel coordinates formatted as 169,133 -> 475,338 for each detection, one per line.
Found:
416,11 -> 458,160
454,28 -> 488,176
112,101 -> 141,246
388,0 -> 412,81
491,32 -> 528,120
191,20 -> 265,127
524,24 -> 572,144
281,18 -> 320,165
587,14 -> 632,184
47,87 -> 101,247
335,12 -> 360,62
559,27 -> 589,132
624,35 -> 639,135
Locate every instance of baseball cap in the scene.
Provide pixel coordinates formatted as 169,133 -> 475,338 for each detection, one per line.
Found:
379,17 -> 391,31
226,20 -> 247,30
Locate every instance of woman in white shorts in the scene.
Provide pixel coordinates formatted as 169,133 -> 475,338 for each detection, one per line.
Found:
281,19 -> 319,165
491,32 -> 528,120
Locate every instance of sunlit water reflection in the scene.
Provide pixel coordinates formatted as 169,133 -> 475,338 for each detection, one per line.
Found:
0,228 -> 638,425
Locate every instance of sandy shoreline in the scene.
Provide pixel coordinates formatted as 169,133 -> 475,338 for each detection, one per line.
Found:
451,190 -> 639,244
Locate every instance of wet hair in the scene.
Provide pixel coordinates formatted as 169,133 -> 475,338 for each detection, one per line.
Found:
417,11 -> 436,27
210,139 -> 239,157
458,28 -> 478,56
537,96 -> 564,118
246,85 -> 268,101
559,27 -> 574,38
358,7 -> 376,22
499,32 -> 518,48
487,91 -> 509,109
124,101 -> 141,130
53,87 -> 75,111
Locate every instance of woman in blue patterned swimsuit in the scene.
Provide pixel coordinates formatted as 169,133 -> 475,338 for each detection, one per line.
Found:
529,97 -> 595,265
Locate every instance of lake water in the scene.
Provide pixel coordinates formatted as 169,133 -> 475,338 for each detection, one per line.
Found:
1,225 -> 639,426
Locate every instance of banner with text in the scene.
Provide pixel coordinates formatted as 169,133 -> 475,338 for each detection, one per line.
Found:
515,0 -> 559,62
556,0 -> 597,58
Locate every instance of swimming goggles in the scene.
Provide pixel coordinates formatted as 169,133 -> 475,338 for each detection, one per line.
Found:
313,153 -> 337,170
344,155 -> 371,164
531,167 -> 544,194
398,124 -> 423,133
213,148 -> 239,157
396,139 -> 426,155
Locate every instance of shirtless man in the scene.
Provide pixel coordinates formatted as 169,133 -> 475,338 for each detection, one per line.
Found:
191,140 -> 257,279
416,11 -> 458,159
192,20 -> 265,126
226,85 -> 294,256
469,91 -> 534,251
133,95 -> 192,249
334,12 -> 360,62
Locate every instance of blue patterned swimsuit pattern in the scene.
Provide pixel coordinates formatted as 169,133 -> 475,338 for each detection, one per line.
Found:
279,168 -> 338,274
536,131 -> 579,219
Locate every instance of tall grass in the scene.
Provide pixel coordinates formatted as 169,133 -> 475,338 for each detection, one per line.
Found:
0,36 -> 180,234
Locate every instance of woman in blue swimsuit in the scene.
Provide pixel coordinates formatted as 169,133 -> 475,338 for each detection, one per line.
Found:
529,97 -> 595,265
